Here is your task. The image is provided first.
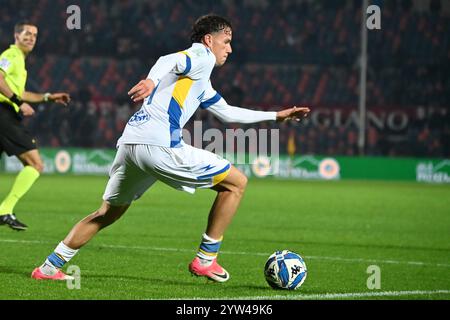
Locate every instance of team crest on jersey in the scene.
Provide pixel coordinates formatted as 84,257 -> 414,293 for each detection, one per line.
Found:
0,58 -> 11,71
128,109 -> 150,126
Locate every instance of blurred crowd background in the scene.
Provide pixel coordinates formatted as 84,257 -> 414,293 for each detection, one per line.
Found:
1,0 -> 449,157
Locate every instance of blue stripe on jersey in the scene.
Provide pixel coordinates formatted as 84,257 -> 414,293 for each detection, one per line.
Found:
197,163 -> 231,180
181,54 -> 192,75
146,82 -> 160,106
199,93 -> 222,109
197,91 -> 206,102
168,98 -> 183,147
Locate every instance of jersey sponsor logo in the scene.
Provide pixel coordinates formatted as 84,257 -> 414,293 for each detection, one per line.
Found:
0,57 -> 11,71
128,109 -> 151,126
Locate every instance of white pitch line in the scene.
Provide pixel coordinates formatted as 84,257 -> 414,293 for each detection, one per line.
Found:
1,238 -> 450,269
181,290 -> 450,300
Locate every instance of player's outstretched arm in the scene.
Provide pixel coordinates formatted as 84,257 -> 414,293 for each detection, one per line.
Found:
275,106 -> 310,122
205,96 -> 311,124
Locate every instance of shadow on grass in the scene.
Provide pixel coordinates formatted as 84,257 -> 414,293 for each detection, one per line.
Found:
86,273 -> 267,291
0,266 -> 267,291
0,266 -> 317,299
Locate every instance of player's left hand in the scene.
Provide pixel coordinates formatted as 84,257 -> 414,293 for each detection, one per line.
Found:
128,79 -> 155,102
276,106 -> 311,122
50,93 -> 71,106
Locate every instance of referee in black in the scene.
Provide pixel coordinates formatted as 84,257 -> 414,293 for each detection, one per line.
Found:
0,21 -> 70,230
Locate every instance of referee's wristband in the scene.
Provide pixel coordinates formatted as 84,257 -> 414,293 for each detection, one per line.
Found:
9,93 -> 22,106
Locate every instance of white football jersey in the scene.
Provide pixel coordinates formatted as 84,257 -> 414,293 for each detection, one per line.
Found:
118,43 -> 219,147
118,43 -> 277,148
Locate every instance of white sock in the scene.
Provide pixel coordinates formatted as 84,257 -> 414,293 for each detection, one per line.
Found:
40,241 -> 79,275
40,259 -> 59,276
54,241 -> 79,261
197,233 -> 223,266
199,258 -> 214,267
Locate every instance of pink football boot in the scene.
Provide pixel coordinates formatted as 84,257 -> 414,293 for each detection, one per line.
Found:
189,257 -> 230,282
31,267 -> 74,281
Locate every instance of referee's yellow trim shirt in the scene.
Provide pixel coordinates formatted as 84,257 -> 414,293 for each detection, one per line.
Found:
0,45 -> 27,113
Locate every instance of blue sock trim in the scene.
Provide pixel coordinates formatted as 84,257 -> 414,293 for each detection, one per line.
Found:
47,252 -> 66,268
199,241 -> 222,253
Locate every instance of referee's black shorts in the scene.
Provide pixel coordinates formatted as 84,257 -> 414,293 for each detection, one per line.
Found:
0,102 -> 37,158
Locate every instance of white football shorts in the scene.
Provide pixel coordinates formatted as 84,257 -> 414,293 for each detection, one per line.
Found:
103,143 -> 231,205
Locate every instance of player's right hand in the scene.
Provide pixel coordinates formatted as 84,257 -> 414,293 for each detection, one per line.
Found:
19,103 -> 35,117
128,79 -> 155,102
276,106 -> 310,122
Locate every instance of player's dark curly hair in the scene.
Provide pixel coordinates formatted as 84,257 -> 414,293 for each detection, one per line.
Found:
190,14 -> 232,43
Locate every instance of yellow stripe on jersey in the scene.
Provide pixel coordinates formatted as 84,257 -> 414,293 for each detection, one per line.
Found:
172,76 -> 194,108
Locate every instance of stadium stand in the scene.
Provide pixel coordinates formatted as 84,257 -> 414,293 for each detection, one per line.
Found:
1,0 -> 448,157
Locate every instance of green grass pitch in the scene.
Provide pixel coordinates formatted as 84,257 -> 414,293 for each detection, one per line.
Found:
0,174 -> 449,300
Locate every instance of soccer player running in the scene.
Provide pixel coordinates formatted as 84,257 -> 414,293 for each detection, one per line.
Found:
0,21 -> 70,231
31,15 -> 310,282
